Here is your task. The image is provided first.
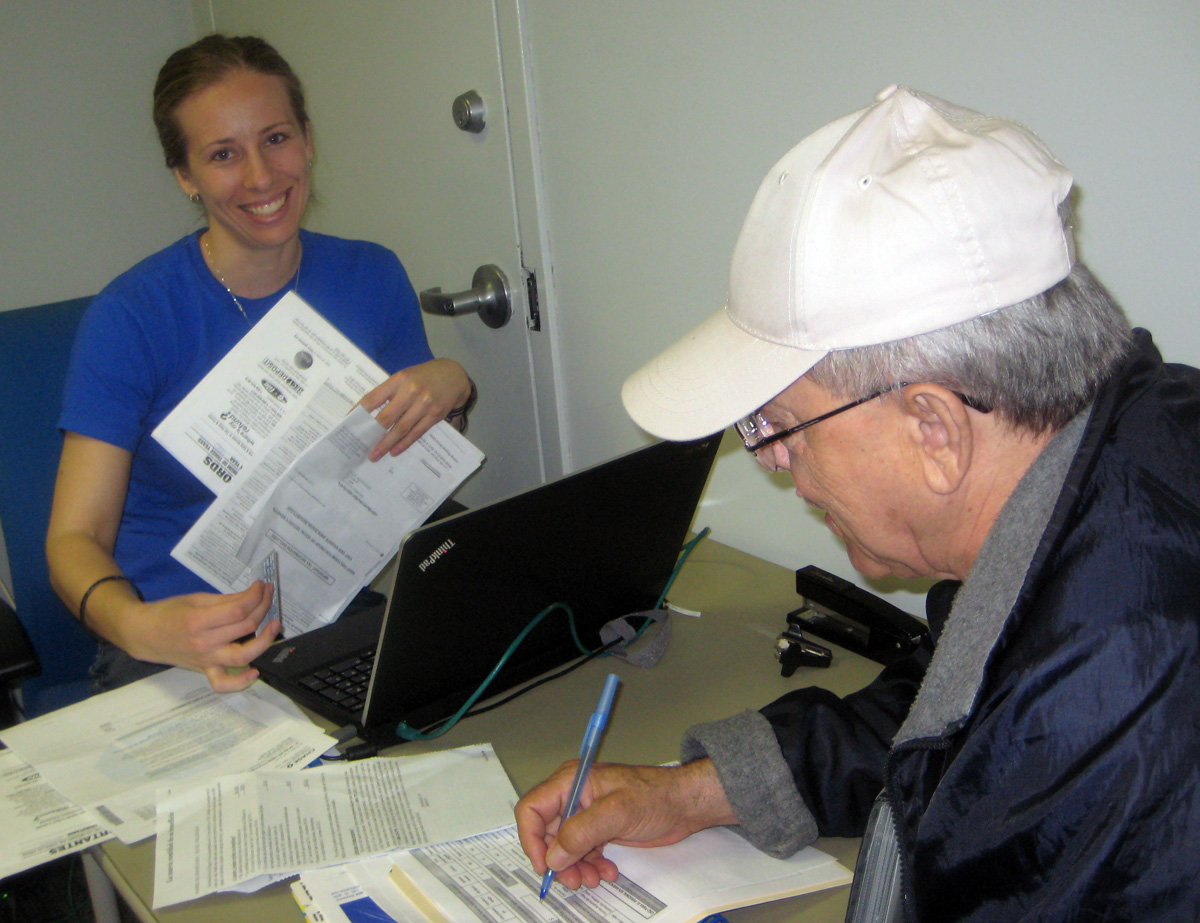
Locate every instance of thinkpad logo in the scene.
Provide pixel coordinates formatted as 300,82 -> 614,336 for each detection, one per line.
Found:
418,539 -> 456,572
272,646 -> 296,664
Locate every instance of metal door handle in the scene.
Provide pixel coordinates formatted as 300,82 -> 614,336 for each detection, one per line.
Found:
419,264 -> 511,329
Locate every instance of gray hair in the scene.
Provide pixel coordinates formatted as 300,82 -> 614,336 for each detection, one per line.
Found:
807,261 -> 1134,433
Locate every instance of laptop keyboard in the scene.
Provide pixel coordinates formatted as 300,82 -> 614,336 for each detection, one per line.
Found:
297,649 -> 376,715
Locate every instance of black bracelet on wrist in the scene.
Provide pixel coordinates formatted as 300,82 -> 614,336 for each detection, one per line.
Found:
445,378 -> 478,429
78,574 -> 143,639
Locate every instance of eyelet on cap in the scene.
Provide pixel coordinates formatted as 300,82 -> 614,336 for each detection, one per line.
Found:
777,170 -> 789,185
858,175 -> 873,190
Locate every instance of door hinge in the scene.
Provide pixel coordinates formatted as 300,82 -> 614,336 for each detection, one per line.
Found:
524,268 -> 541,332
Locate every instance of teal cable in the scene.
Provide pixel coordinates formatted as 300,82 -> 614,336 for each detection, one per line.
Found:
396,601 -> 578,741
657,525 -> 709,608
621,525 -> 711,645
394,526 -> 711,741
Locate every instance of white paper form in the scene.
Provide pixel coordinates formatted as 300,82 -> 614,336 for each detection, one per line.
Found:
603,828 -> 853,921
229,410 -> 483,636
0,747 -> 113,879
159,292 -> 484,637
153,743 -> 518,909
387,825 -> 852,923
0,668 -> 334,845
153,291 -> 387,497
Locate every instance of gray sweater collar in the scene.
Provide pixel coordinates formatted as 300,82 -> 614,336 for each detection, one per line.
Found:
894,408 -> 1091,745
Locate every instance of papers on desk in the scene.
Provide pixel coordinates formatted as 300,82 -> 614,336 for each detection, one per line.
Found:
295,824 -> 851,923
2,671 -> 851,920
152,743 -> 518,909
153,291 -> 484,637
391,826 -> 850,923
0,747 -> 113,879
602,827 -> 853,922
0,668 -> 335,846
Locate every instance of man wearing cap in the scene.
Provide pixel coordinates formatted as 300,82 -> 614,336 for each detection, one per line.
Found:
516,86 -> 1200,920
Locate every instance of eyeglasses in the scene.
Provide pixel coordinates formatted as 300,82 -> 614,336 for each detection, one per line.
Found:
735,384 -> 991,471
735,390 -> 889,470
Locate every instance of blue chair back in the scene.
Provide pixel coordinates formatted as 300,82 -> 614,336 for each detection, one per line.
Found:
0,297 -> 96,715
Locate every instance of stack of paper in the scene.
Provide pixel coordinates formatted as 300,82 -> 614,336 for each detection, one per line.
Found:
154,291 -> 484,637
295,824 -> 852,923
0,669 -> 852,919
0,669 -> 335,875
0,748 -> 112,879
152,743 -> 518,908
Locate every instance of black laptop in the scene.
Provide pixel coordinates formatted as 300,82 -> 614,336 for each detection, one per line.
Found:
253,434 -> 721,743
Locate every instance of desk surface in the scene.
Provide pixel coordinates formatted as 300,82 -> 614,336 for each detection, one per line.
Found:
98,538 -> 882,923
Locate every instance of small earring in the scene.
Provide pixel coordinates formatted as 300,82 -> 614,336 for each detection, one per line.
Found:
188,193 -> 201,204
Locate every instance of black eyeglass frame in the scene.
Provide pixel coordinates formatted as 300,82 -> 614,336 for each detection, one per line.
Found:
736,383 -> 991,456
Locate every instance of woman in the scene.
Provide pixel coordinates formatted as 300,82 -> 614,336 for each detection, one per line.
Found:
46,35 -> 475,694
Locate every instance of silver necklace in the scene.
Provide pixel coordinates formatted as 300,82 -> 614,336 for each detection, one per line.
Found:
202,234 -> 301,325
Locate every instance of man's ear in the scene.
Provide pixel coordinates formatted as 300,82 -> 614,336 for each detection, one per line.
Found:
900,384 -> 973,495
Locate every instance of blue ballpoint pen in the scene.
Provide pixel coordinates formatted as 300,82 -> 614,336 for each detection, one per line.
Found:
539,672 -> 620,899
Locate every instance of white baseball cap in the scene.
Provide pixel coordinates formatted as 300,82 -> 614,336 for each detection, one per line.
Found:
621,85 -> 1076,440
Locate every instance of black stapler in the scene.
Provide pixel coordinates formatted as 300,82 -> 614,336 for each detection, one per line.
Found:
777,565 -> 930,673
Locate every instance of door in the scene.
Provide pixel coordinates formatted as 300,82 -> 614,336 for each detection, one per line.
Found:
203,0 -> 560,504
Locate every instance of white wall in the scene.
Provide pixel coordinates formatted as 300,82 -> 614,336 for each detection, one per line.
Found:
0,0 -> 197,312
520,0 -> 1200,611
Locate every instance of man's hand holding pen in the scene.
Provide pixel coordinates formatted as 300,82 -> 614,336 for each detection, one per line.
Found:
515,758 -> 738,892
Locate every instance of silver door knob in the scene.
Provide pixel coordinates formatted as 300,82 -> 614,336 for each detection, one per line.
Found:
419,264 -> 511,329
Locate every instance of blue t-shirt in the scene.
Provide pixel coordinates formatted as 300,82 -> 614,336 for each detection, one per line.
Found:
59,229 -> 434,606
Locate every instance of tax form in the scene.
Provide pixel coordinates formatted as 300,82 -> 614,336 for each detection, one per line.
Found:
0,668 -> 334,845
386,825 -> 852,923
154,291 -> 484,636
179,406 -> 482,636
152,291 -> 382,498
0,748 -> 112,879
152,743 -> 518,908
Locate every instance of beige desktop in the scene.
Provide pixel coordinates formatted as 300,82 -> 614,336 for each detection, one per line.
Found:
94,539 -> 880,923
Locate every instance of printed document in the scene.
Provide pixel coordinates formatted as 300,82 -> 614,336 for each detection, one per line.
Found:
154,292 -> 484,636
152,291 -> 382,497
0,668 -> 334,845
177,407 -> 482,636
0,747 -> 113,879
153,743 -> 518,908
387,825 -> 852,923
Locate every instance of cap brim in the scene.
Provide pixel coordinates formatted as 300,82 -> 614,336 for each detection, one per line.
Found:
621,306 -> 826,441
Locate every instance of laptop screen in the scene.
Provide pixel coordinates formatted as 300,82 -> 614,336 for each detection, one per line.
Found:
361,434 -> 722,733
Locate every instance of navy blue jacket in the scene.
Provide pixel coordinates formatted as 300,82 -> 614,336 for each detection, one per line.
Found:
761,331 -> 1200,921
